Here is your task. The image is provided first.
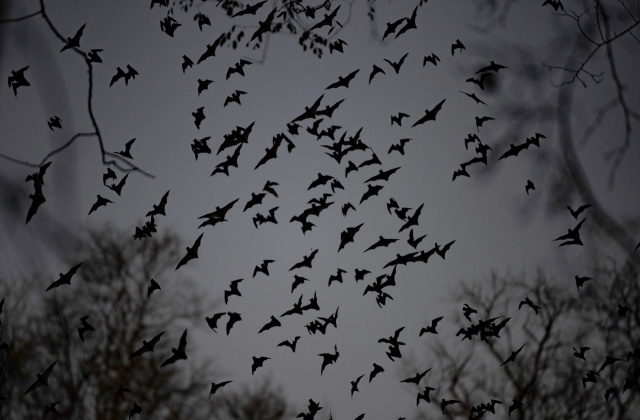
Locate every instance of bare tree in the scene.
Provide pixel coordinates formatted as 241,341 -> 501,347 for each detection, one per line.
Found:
408,260 -> 639,419
0,226 -> 219,420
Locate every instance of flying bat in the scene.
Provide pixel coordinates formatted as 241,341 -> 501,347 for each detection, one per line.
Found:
369,64 -> 386,84
46,263 -> 82,291
227,59 -> 253,80
309,5 -> 341,31
518,297 -> 540,314
391,113 -> 410,126
338,223 -> 364,252
195,12 -> 211,31
423,53 -> 440,66
175,233 -> 204,270
254,259 -> 275,277
575,275 -> 593,290
342,202 -> 356,216
328,268 -> 347,286
8,66 -> 30,96
326,69 -> 359,90
224,279 -> 243,304
568,204 -> 591,219
124,65 -> 138,85
460,91 -> 487,105
466,73 -> 492,90
451,39 -> 465,55
182,55 -> 194,73
369,363 -> 384,382
365,236 -> 398,252
197,79 -> 214,95
417,386 -> 436,405
395,6 -> 418,38
258,315 -> 282,333
160,329 -> 188,367
209,381 -> 232,398
251,356 -> 270,375
350,374 -> 365,398
197,34 -> 224,64
412,99 -> 446,127
146,190 -> 170,217
224,90 -> 247,107
475,116 -> 495,131
110,67 -> 126,87
388,138 -> 411,155
278,336 -> 300,352
24,361 -> 57,395
148,278 -> 161,298
87,49 -> 103,65
47,116 -> 62,130
107,173 -> 129,196
553,217 -> 586,246
476,60 -> 508,73
291,94 -> 324,122
435,240 -> 456,259
161,16 -> 181,37
232,0 -> 268,17
500,342 -> 526,366
227,312 -> 242,335
542,0 -> 564,12
129,331 -> 165,359
250,7 -> 277,41
525,180 -> 535,195
103,168 -> 117,185
205,312 -> 226,333
115,138 -> 136,159
382,17 -> 405,40
399,204 -> 424,232
384,53 -> 409,74
408,229 -> 426,249
60,23 -> 86,52
291,275 -> 309,293
290,249 -> 318,271
77,315 -> 95,342
365,167 -> 401,183
319,345 -> 339,375
360,184 -> 384,204
401,368 -> 432,384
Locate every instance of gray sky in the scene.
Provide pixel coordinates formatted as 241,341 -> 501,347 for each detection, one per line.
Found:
1,0 -> 640,418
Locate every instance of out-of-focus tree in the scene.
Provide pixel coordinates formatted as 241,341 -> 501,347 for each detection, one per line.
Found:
466,0 -> 640,263
407,259 -> 639,419
0,226 -> 219,420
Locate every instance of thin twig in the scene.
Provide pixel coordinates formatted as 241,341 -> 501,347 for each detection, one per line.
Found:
0,10 -> 42,24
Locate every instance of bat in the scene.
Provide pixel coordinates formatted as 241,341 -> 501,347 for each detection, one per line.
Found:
258,315 -> 281,333
326,69 -> 359,90
114,138 -> 136,159
46,263 -> 82,291
60,23 -> 86,52
23,361 -> 57,395
384,53 -> 409,74
175,233 -> 204,270
412,99 -> 446,127
129,331 -> 165,359
209,380 -> 232,398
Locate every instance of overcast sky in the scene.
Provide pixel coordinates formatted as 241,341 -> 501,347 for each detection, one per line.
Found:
1,0 -> 640,418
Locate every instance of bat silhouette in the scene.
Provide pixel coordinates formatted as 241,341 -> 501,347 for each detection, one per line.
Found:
460,91 -> 487,105
500,342 -> 526,366
251,356 -> 270,375
60,23 -> 86,52
160,329 -> 187,367
463,303 -> 477,321
319,345 -> 339,375
388,138 -> 411,155
384,53 -> 409,74
525,180 -> 535,195
145,190 -> 169,218
232,0 -> 268,17
107,173 -> 128,196
383,252 -> 418,268
582,370 -> 599,388
224,90 -> 247,107
289,249 -> 318,271
573,346 -> 590,360
197,79 -> 214,95
129,331 -> 165,359
342,202 -> 356,216
466,73 -> 492,90
441,399 -> 461,414
416,386 -> 436,405
476,60 -> 508,73
365,167 -> 401,184
258,315 -> 282,333
110,67 -> 126,87
360,184 -> 384,204
408,229 -> 426,249
161,16 -> 181,37
44,401 -> 62,415
48,116 -> 62,130
291,275 -> 309,293
205,312 -> 226,332
568,204 -> 591,219
435,240 -> 456,259
78,315 -> 95,342
475,116 -> 495,131
498,142 -> 529,160
317,98 -> 345,118
382,17 -> 405,40
554,217 -> 586,246
224,279 -> 243,304
369,64 -> 386,84
175,233 -> 203,270
329,38 -> 347,55
250,8 -> 277,41
8,66 -> 30,96
147,278 -> 161,298
292,94 -> 324,122
244,192 -> 266,212
328,268 -> 347,286
278,336 -> 300,352
227,59 -> 253,80
46,263 -> 82,291
192,107 -> 206,129
369,363 -> 384,382
211,144 -> 243,177
103,168 -> 117,185
412,99 -> 446,127
115,138 -> 136,159
209,380 -> 232,398
365,236 -> 398,253
391,113 -> 410,126
451,39 -> 465,55
350,374 -> 365,398
354,269 -> 370,283
401,368 -> 432,384
181,55 -> 194,73
281,294 -> 304,317
509,399 -> 527,416
287,122 -> 301,135
338,223 -> 364,252
227,312 -> 242,335
464,133 -> 480,149
24,361 -> 57,395
195,12 -> 211,31
197,34 -> 224,64
359,151 -> 382,168
395,207 -> 411,220
423,53 -> 440,66
124,65 -> 138,85
85,49 -> 104,68
518,297 -> 540,314
326,69 -> 359,90
129,402 -> 143,419
309,5 -> 341,31
395,6 -> 418,38
253,259 -> 275,277
301,292 -> 320,312
308,173 -> 334,190
399,204 -> 424,232
198,198 -> 239,224
542,0 -> 564,12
